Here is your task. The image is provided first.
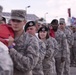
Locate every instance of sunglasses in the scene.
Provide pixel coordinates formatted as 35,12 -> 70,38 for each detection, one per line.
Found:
59,23 -> 64,25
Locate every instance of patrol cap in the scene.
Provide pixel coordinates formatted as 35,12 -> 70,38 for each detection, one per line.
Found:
50,19 -> 58,25
38,26 -> 48,33
0,5 -> 3,20
24,21 -> 35,32
11,10 -> 26,21
59,18 -> 65,24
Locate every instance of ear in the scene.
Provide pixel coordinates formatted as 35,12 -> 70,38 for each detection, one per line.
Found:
24,20 -> 26,24
23,20 -> 26,26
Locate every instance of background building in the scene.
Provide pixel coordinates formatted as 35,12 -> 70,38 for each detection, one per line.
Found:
2,12 -> 39,23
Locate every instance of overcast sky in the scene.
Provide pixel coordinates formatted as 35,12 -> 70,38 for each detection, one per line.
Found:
0,0 -> 76,23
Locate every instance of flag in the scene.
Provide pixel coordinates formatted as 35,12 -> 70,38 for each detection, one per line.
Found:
68,8 -> 71,17
71,17 -> 76,25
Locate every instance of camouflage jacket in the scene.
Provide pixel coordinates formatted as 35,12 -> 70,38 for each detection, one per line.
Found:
9,32 -> 39,75
63,28 -> 74,47
65,26 -> 74,47
55,29 -> 68,58
73,32 -> 76,48
42,37 -> 58,75
33,39 -> 46,75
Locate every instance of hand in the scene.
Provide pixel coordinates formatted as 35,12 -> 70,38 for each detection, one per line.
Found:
8,36 -> 14,47
61,57 -> 65,63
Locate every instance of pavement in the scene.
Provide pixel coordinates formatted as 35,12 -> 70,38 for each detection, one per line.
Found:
70,67 -> 76,75
53,66 -> 76,75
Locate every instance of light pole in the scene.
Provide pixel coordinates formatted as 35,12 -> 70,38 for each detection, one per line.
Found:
44,12 -> 48,23
25,5 -> 30,14
25,6 -> 30,21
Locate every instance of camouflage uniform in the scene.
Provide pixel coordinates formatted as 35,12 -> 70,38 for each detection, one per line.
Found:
9,32 -> 39,75
33,39 -> 46,75
24,21 -> 46,75
65,27 -> 74,66
42,37 -> 59,75
72,32 -> 76,64
54,29 -> 68,75
50,36 -> 59,75
65,26 -> 74,44
65,27 -> 74,47
62,28 -> 71,75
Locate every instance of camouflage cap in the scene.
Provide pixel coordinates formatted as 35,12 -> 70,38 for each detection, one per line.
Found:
59,18 -> 65,24
11,10 -> 26,21
0,5 -> 3,20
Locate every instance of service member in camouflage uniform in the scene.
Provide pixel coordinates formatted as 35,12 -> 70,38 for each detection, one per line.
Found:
59,18 -> 71,75
24,21 -> 46,75
8,10 -> 39,75
66,25 -> 74,66
38,26 -> 59,75
65,26 -> 74,48
50,19 -> 68,75
33,40 -> 46,75
72,26 -> 76,65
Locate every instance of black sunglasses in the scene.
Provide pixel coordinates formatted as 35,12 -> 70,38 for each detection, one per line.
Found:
59,23 -> 64,25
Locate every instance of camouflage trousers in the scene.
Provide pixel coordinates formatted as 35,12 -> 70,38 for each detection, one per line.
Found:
63,55 -> 70,75
73,47 -> 76,64
43,58 -> 55,75
55,57 -> 65,75
70,47 -> 75,65
71,47 -> 76,65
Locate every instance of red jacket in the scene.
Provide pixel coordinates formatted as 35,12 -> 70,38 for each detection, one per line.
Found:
0,24 -> 14,46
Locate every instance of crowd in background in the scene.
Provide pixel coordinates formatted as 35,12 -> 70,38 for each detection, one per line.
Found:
0,5 -> 76,75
